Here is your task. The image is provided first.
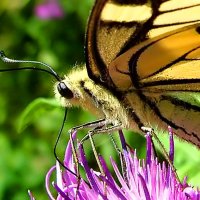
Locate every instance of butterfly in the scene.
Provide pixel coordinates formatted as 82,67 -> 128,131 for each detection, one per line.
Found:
0,1 -> 200,197
55,0 -> 200,148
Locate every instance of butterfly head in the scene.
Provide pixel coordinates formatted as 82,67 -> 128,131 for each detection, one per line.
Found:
57,81 -> 74,99
54,67 -> 91,109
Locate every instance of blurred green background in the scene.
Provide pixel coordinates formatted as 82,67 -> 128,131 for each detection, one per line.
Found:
0,0 -> 199,199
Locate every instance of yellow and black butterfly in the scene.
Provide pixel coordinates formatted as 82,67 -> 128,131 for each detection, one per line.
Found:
0,0 -> 200,148
54,0 -> 200,148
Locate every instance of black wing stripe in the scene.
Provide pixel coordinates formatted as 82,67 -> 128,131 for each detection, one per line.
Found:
111,0 -> 148,5
85,0 -> 110,85
138,92 -> 200,145
140,79 -> 200,89
161,95 -> 200,113
139,93 -> 187,133
100,20 -> 139,28
159,3 -> 200,14
129,26 -> 200,87
141,45 -> 200,81
128,27 -> 184,87
159,95 -> 200,143
153,20 -> 200,28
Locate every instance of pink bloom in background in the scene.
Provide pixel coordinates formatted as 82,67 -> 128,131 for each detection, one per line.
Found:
34,0 -> 64,20
29,128 -> 199,200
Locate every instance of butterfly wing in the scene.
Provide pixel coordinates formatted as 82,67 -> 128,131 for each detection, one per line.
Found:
86,0 -> 200,146
86,0 -> 153,85
86,0 -> 200,87
108,24 -> 200,146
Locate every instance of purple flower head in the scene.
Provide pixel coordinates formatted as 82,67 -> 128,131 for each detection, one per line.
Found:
34,0 -> 64,20
41,128 -> 199,200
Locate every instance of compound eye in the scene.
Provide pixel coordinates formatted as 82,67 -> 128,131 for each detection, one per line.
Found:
57,82 -> 73,99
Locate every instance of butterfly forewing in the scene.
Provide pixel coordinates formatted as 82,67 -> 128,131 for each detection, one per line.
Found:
86,0 -> 153,84
150,0 -> 200,37
86,0 -> 200,85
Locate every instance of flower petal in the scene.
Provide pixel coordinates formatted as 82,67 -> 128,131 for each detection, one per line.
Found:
45,165 -> 56,200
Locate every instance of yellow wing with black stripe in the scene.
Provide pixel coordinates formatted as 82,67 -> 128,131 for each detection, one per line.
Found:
108,24 -> 200,146
85,0 -> 200,147
86,0 -> 200,87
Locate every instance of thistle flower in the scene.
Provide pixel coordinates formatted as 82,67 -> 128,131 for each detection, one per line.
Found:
34,0 -> 64,20
30,128 -> 199,199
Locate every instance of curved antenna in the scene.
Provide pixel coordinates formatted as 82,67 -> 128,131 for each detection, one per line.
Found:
54,108 -> 78,177
54,109 -> 89,186
0,51 -> 61,81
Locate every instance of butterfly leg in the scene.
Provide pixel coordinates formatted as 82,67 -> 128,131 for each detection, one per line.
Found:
67,119 -> 113,196
80,121 -> 122,143
78,121 -> 122,170
69,118 -> 107,133
141,126 -> 169,158
141,126 -> 180,182
89,127 -> 130,192
64,119 -> 106,199
79,122 -> 130,186
67,118 -> 110,196
69,120 -> 127,194
68,118 -> 107,172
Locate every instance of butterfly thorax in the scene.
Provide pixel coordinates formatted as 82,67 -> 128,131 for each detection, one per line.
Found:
54,67 -> 132,129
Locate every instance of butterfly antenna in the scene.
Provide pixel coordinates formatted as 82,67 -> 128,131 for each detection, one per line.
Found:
0,51 -> 79,176
0,51 -> 61,81
53,108 -> 79,177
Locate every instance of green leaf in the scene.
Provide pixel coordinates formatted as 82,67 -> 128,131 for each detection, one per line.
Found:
17,98 -> 60,132
156,132 -> 200,187
173,137 -> 200,187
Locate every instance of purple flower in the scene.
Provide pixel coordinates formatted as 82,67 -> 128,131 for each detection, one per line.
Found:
34,0 -> 64,20
30,128 -> 200,199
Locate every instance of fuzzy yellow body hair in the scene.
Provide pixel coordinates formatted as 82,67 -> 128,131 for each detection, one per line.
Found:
54,67 -> 139,131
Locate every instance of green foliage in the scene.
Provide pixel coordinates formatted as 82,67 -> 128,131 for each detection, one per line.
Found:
156,133 -> 200,187
18,98 -> 59,132
0,0 -> 95,199
174,140 -> 200,187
